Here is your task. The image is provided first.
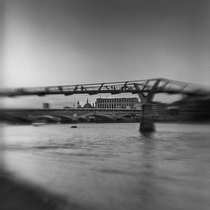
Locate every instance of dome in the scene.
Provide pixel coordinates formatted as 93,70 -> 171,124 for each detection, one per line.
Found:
83,99 -> 92,108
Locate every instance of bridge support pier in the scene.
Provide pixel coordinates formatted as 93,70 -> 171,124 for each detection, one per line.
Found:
134,80 -> 160,133
140,104 -> 155,133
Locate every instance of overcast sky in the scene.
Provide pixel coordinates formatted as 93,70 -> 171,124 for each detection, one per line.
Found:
1,0 -> 210,108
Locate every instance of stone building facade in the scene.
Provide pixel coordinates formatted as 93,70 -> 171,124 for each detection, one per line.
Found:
95,97 -> 140,109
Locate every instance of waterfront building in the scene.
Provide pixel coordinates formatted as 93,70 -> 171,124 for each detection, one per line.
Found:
43,103 -> 50,109
95,97 -> 140,109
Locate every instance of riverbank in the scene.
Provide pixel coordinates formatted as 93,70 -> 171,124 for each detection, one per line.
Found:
0,170 -> 83,210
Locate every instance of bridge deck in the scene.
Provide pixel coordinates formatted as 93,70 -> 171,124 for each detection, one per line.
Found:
1,78 -> 210,97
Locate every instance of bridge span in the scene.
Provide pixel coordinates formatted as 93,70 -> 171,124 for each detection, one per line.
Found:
1,78 -> 210,132
0,108 -> 142,124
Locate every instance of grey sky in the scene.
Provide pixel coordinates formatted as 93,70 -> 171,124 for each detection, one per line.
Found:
1,0 -> 210,108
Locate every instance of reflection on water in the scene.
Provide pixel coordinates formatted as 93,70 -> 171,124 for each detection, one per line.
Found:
1,123 -> 210,210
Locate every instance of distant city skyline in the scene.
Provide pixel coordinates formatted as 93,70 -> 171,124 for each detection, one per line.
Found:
45,96 -> 141,109
1,0 -> 210,108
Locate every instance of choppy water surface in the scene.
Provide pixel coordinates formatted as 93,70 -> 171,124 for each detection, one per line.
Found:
2,123 -> 210,210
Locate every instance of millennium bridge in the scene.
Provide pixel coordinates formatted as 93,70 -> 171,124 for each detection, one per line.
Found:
1,78 -> 210,132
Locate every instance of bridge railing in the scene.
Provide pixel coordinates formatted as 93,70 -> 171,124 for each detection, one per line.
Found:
1,78 -> 210,97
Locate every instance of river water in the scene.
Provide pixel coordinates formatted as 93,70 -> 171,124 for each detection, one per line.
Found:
1,123 -> 210,210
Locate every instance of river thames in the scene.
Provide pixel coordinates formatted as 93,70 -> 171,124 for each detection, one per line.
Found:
1,123 -> 210,210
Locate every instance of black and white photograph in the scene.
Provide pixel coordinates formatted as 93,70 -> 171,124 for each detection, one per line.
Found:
1,0 -> 210,209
